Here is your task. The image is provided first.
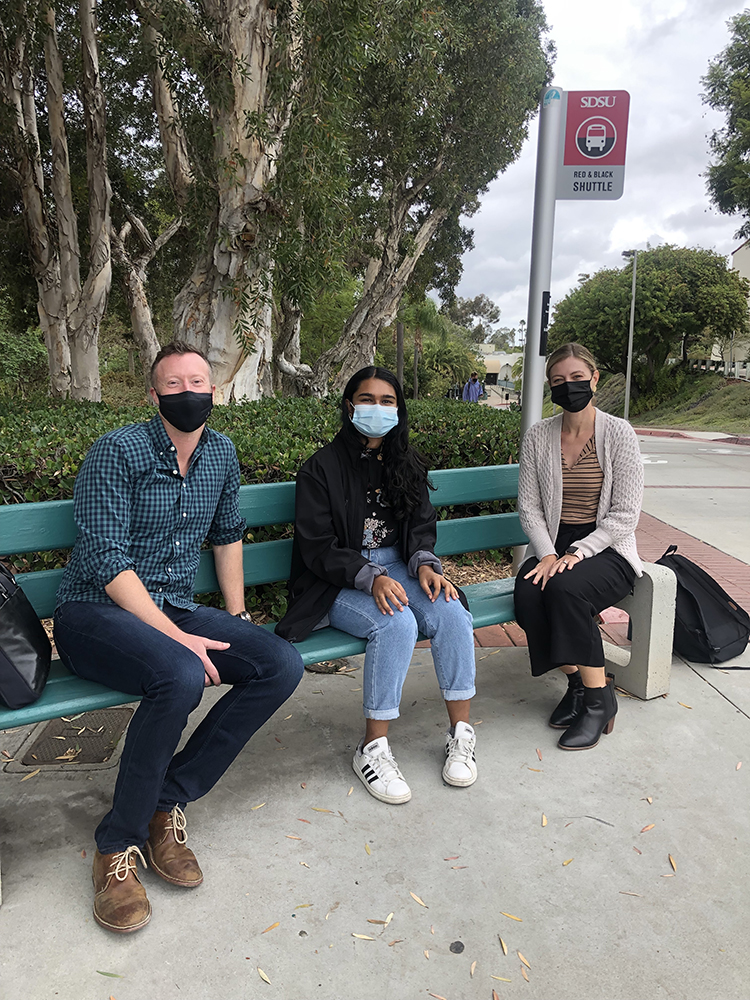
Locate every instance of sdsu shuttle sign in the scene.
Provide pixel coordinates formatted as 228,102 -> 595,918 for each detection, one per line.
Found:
556,90 -> 630,200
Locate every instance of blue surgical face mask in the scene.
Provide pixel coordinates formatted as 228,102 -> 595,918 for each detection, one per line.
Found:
350,403 -> 400,438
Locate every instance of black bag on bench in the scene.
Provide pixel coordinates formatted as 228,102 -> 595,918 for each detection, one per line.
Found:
656,545 -> 750,665
0,562 -> 52,709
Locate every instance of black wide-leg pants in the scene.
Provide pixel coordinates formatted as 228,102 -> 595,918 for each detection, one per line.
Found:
513,523 -> 636,677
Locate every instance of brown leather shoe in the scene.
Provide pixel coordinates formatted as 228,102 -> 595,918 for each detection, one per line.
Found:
146,806 -> 203,887
92,846 -> 151,933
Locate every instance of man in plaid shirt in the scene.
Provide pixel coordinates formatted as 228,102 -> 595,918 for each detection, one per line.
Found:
54,341 -> 303,934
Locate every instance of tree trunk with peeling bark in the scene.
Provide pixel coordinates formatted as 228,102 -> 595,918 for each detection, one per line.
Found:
0,0 -> 110,400
171,0 -> 288,402
281,191 -> 449,396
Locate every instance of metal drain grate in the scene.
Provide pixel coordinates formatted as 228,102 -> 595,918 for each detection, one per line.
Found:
21,708 -> 134,766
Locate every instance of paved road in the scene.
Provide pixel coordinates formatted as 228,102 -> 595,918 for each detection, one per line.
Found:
637,436 -> 750,563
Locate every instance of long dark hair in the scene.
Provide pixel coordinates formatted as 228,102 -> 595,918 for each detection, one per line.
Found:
341,366 -> 431,520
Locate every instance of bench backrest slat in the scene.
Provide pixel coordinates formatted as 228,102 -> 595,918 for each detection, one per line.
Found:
0,465 -> 520,556
5,464 -> 525,618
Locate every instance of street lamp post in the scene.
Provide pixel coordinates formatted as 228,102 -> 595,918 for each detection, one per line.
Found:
623,249 -> 638,421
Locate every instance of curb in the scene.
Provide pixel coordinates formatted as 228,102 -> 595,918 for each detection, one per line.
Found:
634,427 -> 750,447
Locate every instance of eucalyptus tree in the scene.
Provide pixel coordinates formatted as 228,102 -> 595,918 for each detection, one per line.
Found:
278,0 -> 552,395
0,0 -> 110,399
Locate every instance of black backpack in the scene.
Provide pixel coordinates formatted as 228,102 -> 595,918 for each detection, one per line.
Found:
656,545 -> 750,666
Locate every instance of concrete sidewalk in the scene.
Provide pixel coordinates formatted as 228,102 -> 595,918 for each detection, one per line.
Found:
2,483 -> 750,999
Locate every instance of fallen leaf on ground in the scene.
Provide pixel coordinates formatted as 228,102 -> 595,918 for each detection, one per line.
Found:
669,854 -> 677,872
257,967 -> 271,984
517,952 -> 531,969
300,782 -> 306,788
384,912 -> 393,926
562,858 -> 573,866
633,847 -> 642,855
387,939 -> 403,946
80,849 -> 86,858
299,861 -> 310,868
661,873 -> 675,878
1,750 -> 12,758
542,814 -> 547,827
536,748 -> 542,761
348,786 -> 353,795
641,824 -> 655,833
499,936 -> 508,955
493,990 -> 501,1000
20,769 -> 40,781
428,994 -> 447,1000
365,843 -> 371,855
274,737 -> 282,744
261,922 -> 279,934
96,972 -> 124,978
251,802 -> 265,810
423,950 -> 429,959
286,835 -> 302,840
736,762 -> 742,771
678,702 -> 692,709
527,767 -> 542,772
430,924 -> 434,934
521,966 -> 530,982
352,934 -> 375,940
619,891 -> 642,896
312,807 -> 333,813
444,856 -> 459,860
500,912 -> 522,922
284,714 -> 292,719
492,976 -> 512,982
470,960 -> 477,977
451,865 -> 468,869
297,818 -> 311,824
367,919 -> 386,924
475,719 -> 483,724
294,903 -> 312,909
410,891 -> 428,907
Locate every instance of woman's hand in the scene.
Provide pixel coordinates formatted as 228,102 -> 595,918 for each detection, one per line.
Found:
418,565 -> 459,603
372,574 -> 409,615
523,551 -> 582,590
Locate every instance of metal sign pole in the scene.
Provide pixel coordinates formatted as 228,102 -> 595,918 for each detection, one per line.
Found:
514,87 -> 563,573
521,87 -> 564,438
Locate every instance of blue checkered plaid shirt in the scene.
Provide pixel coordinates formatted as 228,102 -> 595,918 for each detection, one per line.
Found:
56,415 -> 246,610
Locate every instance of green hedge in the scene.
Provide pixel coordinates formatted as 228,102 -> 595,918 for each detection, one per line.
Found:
1,397 -> 519,620
0,397 -> 520,505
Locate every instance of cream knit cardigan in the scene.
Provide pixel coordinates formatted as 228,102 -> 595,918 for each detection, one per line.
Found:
517,409 -> 644,576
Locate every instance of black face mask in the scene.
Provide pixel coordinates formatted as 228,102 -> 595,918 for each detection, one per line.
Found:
550,379 -> 593,413
157,391 -> 213,432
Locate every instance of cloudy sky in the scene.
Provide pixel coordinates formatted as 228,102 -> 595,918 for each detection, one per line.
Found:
454,0 -> 747,336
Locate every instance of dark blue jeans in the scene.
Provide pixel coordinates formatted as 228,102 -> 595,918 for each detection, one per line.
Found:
54,601 -> 304,853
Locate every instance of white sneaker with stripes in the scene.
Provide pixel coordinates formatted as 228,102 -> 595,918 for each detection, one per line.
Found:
443,721 -> 478,786
352,737 -> 412,804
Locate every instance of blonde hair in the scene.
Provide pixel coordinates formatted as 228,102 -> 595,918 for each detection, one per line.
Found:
545,342 -> 597,381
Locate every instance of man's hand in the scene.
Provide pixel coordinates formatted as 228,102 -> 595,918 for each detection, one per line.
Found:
372,575 -> 409,615
173,631 -> 229,686
418,565 -> 459,603
523,551 -> 582,590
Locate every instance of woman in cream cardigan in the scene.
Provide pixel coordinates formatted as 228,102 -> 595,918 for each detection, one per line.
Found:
514,342 -> 644,751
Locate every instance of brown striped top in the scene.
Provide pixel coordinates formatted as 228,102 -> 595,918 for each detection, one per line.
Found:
560,435 -> 603,524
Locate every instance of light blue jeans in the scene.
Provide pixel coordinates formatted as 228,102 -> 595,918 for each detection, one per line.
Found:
328,547 -> 476,720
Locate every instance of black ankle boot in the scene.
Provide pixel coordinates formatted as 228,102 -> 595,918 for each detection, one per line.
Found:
548,671 -> 585,729
558,674 -> 617,751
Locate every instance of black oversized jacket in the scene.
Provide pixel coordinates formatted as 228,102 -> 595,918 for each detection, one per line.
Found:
275,429 -> 439,643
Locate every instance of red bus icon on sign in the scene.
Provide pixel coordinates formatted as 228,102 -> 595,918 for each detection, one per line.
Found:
576,116 -> 616,159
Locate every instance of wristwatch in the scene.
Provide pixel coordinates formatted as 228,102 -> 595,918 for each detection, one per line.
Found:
565,547 -> 582,559
235,610 -> 253,623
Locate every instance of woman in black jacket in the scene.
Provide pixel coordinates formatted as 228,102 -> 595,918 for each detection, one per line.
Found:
277,367 -> 477,804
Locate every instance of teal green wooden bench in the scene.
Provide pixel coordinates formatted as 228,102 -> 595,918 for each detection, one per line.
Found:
0,464 -> 527,733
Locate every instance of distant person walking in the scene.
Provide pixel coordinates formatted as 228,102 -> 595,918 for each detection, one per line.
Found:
462,372 -> 483,402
